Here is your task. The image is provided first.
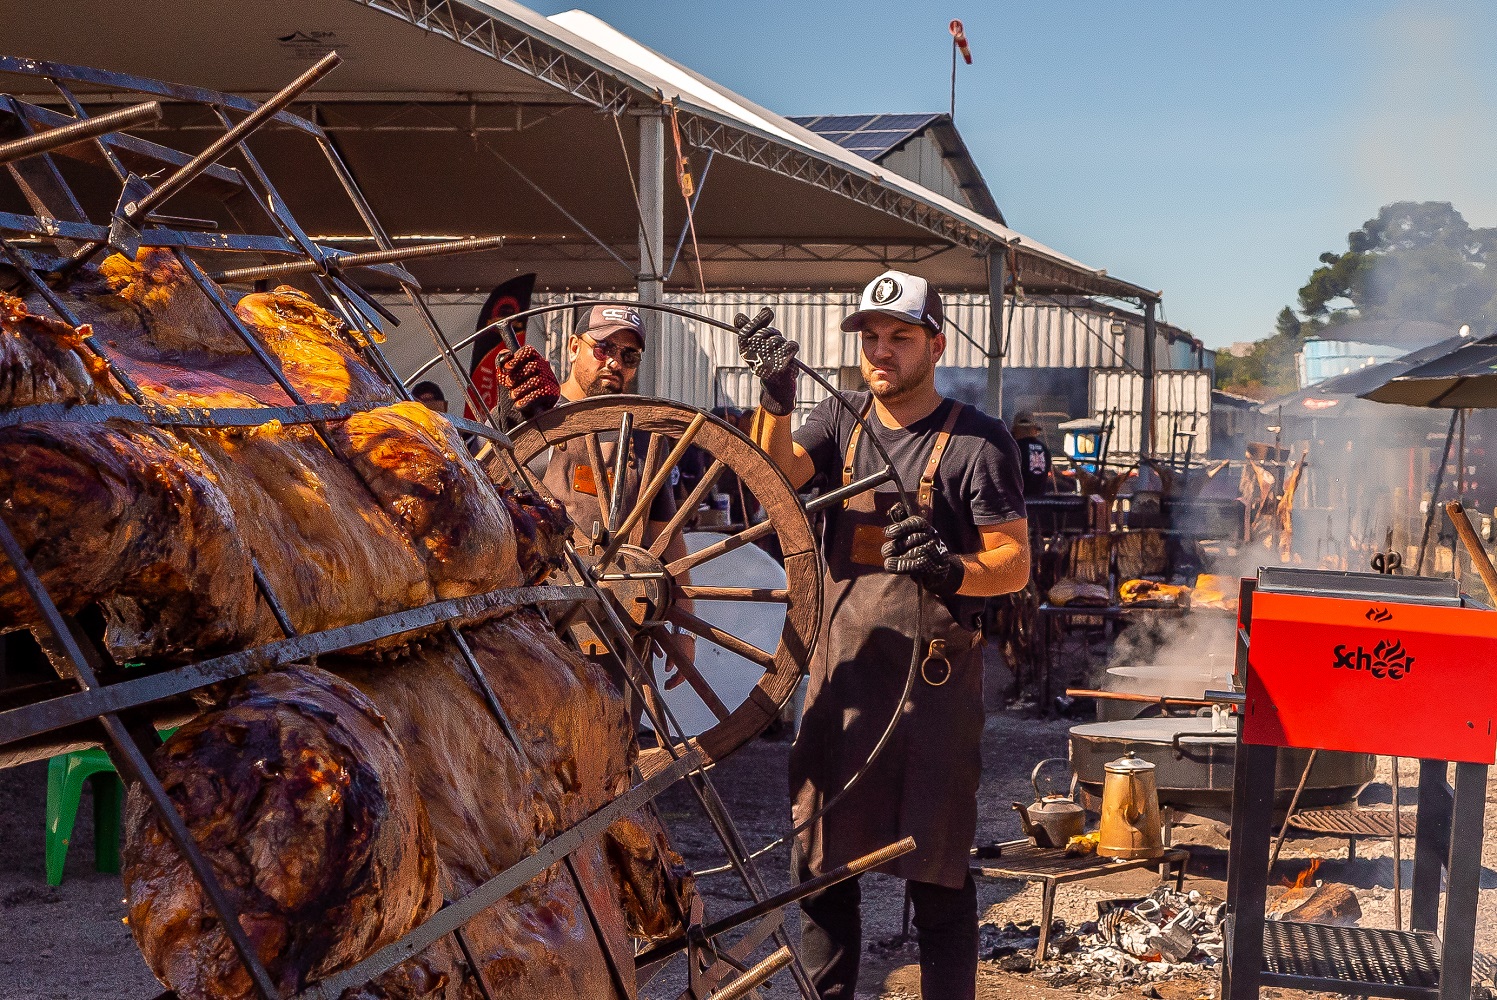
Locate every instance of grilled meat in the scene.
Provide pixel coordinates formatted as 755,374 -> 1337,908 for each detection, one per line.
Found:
0,252 -> 689,999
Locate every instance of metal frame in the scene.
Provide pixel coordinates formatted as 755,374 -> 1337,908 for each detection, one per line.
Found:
0,57 -> 816,1000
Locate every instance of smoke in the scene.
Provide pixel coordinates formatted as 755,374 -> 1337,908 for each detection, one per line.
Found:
1349,4 -> 1497,225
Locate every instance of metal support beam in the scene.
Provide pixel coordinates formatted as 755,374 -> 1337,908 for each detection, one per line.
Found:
637,107 -> 666,396
1141,298 -> 1158,459
985,247 -> 1005,419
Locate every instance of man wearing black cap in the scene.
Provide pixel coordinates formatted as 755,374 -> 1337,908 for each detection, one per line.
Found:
740,270 -> 1030,1000
497,303 -> 695,685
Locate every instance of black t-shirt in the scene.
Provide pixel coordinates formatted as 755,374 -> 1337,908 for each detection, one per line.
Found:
1017,436 -> 1052,496
794,392 -> 1026,621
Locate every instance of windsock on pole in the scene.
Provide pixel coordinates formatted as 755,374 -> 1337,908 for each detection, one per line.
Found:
950,20 -> 972,64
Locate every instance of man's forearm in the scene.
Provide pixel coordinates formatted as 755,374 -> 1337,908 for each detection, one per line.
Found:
957,539 -> 1030,597
749,408 -> 814,490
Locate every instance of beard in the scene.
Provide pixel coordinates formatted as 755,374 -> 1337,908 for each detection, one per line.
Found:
863,350 -> 934,402
577,366 -> 635,396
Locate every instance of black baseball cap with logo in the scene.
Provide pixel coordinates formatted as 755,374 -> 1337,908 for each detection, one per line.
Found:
574,304 -> 645,343
841,270 -> 945,336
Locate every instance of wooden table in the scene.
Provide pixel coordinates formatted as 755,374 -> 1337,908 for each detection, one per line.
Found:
971,839 -> 1190,962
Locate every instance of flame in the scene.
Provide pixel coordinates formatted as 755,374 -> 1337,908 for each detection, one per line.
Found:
1285,858 -> 1322,889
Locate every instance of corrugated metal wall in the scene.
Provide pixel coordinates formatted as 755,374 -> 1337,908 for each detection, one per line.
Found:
879,135 -> 965,208
1089,369 -> 1212,462
373,291 -> 1211,435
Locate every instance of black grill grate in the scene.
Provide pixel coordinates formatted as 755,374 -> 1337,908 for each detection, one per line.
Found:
1263,920 -> 1441,994
1289,808 -> 1419,839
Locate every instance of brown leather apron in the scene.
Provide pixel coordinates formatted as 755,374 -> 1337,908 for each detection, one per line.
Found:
539,433 -> 646,554
539,433 -> 651,665
790,400 -> 985,889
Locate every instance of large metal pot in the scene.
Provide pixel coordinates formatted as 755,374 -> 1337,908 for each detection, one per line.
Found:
1069,716 -> 1373,820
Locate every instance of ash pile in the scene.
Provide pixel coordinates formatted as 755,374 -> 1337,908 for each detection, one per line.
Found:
981,886 -> 1225,987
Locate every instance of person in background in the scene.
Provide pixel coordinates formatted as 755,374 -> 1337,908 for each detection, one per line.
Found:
1012,411 -> 1053,496
412,380 -> 448,413
494,304 -> 695,698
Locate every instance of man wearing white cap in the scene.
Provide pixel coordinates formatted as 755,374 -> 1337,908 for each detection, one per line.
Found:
739,270 -> 1030,999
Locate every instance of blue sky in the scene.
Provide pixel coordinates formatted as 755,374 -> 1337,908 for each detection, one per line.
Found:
528,1 -> 1497,348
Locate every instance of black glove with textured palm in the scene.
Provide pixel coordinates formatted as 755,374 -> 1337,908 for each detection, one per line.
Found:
734,307 -> 799,416
882,503 -> 964,597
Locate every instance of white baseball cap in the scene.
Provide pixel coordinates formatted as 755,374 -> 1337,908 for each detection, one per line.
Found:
841,270 -> 945,336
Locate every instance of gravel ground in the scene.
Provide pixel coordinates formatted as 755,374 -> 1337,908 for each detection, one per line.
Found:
4,701 -> 1497,999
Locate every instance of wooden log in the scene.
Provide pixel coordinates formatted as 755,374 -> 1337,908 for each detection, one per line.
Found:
1269,882 -> 1361,926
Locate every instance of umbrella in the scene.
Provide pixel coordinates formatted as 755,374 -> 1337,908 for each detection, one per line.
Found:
1361,335 -> 1497,408
1260,335 -> 1470,419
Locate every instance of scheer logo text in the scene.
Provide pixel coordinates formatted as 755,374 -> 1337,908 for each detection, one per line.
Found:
1331,639 -> 1415,680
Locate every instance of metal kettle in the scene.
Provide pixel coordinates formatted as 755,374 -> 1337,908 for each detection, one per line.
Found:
1098,752 -> 1164,859
1012,758 -> 1085,849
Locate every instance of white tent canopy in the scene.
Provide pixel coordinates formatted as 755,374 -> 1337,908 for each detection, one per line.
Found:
0,0 -> 1157,302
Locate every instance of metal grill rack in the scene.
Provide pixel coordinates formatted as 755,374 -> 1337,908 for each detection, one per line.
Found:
1222,568 -> 1491,1000
0,54 -> 826,1000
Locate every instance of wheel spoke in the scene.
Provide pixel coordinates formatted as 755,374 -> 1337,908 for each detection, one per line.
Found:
608,411 -> 633,532
676,586 -> 789,603
632,432 -> 665,546
584,431 -> 614,533
666,607 -> 776,670
652,627 -> 731,722
595,412 -> 708,572
666,520 -> 776,577
649,458 -> 725,558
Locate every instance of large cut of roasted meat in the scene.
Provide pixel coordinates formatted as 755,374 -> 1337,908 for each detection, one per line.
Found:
0,250 -> 689,999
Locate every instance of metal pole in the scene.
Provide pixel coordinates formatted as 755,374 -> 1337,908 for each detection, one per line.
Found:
636,107 -> 666,397
1141,298 -> 1158,459
986,247 -> 1006,419
950,40 -> 958,120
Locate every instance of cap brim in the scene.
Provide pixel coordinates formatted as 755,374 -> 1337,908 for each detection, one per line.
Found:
588,323 -> 645,343
841,308 -> 936,334
842,308 -> 910,333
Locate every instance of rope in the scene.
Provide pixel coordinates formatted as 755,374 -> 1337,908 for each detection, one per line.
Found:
611,109 -> 659,281
667,102 -> 707,294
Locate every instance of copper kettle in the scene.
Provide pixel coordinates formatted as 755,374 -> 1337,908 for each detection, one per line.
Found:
1012,758 -> 1085,849
1098,752 -> 1163,859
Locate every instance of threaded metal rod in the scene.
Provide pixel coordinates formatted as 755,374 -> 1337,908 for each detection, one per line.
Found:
0,101 -> 162,165
210,234 -> 505,284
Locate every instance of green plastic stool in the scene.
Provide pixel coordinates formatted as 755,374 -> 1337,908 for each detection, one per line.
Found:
45,747 -> 121,886
45,728 -> 176,885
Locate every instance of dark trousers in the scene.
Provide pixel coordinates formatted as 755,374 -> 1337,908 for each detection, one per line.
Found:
797,869 -> 978,1000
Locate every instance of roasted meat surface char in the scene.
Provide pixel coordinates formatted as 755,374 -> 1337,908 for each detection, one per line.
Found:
0,251 -> 690,999
123,668 -> 448,1000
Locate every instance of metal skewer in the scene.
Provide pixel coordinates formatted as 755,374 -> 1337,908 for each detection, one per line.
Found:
208,234 -> 506,284
0,100 -> 161,165
55,51 -> 341,275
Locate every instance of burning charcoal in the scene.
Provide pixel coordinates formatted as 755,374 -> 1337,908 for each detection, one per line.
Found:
1116,910 -> 1163,958
1148,921 -> 1195,963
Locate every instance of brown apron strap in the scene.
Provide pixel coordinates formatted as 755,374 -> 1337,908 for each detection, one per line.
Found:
841,397 -> 875,502
917,401 -> 963,515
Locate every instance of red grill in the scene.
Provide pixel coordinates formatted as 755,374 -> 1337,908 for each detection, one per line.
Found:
1223,567 -> 1490,1000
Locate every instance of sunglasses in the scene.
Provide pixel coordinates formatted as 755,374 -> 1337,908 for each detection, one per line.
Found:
580,333 -> 643,369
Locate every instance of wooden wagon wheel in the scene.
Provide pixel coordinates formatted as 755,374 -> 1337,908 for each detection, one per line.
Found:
510,395 -> 822,772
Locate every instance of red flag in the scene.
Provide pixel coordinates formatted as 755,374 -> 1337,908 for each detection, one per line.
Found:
466,273 -> 535,419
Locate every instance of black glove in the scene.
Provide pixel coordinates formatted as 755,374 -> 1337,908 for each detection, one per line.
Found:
734,308 -> 799,416
882,503 -> 965,597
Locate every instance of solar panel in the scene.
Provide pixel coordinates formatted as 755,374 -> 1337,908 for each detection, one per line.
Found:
788,113 -> 943,161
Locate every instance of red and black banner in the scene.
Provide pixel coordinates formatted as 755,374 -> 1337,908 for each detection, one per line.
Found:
466,273 -> 535,419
